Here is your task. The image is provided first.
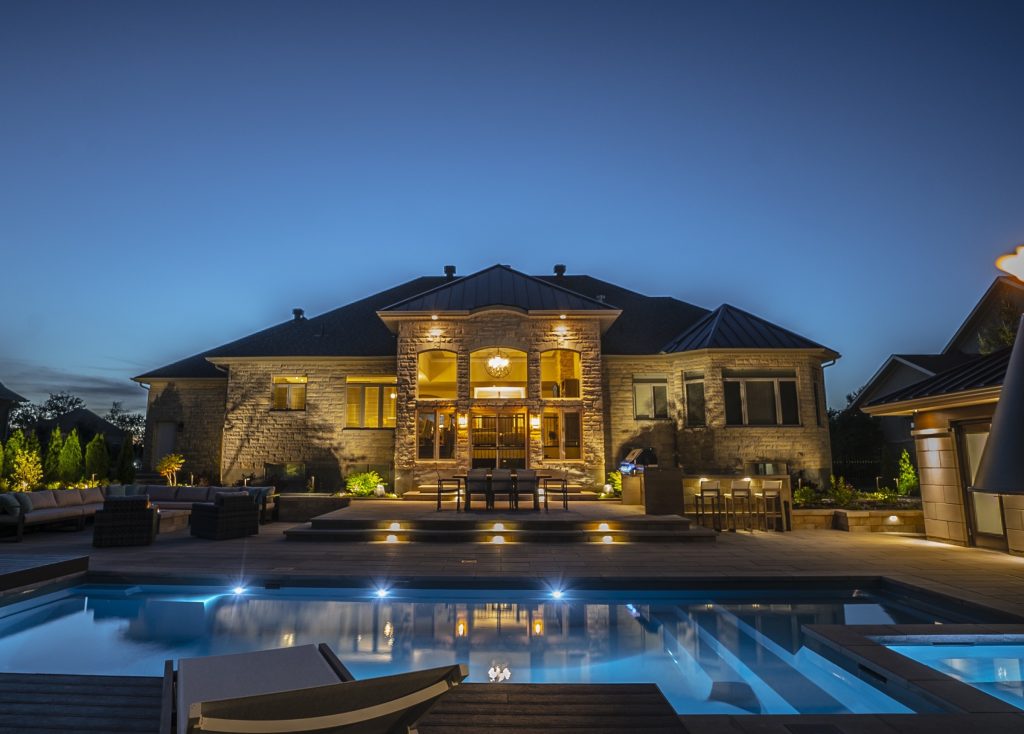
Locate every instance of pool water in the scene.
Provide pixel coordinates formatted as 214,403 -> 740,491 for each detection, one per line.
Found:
888,642 -> 1024,711
0,584 -> 956,715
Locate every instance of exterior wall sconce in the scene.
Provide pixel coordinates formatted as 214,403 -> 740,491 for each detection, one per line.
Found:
456,619 -> 467,637
532,619 -> 544,636
428,327 -> 443,343
457,414 -> 468,429
529,414 -> 541,430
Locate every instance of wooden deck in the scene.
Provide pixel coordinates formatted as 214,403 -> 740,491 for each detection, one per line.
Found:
0,554 -> 88,595
0,672 -> 163,733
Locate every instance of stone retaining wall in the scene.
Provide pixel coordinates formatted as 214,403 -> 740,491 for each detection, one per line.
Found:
791,508 -> 924,533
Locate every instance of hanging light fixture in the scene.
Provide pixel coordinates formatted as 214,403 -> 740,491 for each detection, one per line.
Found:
485,349 -> 511,378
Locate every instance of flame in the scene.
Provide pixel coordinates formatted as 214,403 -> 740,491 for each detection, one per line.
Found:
996,246 -> 1024,283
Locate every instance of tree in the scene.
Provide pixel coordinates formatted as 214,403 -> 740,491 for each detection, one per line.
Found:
104,402 -> 145,444
40,392 -> 85,419
84,433 -> 110,482
828,390 -> 885,489
978,299 -> 1021,355
44,427 -> 64,483
156,453 -> 185,486
2,430 -> 25,480
25,430 -> 41,461
9,403 -> 44,432
0,437 -> 4,479
58,429 -> 83,485
114,436 -> 136,484
10,448 -> 43,490
896,449 -> 919,496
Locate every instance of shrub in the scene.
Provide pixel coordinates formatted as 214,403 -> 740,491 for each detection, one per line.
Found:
605,471 -> 622,496
346,470 -> 385,496
2,430 -> 25,480
84,434 -> 110,481
114,438 -> 136,484
0,438 -> 4,479
10,448 -> 43,490
156,453 -> 185,485
896,449 -> 919,496
827,474 -> 856,508
792,485 -> 817,507
58,429 -> 83,484
44,427 -> 63,483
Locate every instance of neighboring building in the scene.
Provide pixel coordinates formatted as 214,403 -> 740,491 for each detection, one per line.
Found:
35,407 -> 129,455
862,349 -> 1013,553
0,380 -> 27,441
134,265 -> 838,492
853,276 -> 1024,466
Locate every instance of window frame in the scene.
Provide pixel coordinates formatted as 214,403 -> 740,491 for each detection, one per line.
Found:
416,409 -> 457,461
632,376 -> 669,420
541,408 -> 584,462
539,348 -> 583,400
345,378 -> 398,429
722,375 -> 801,427
683,373 -> 706,427
271,376 -> 307,411
416,349 -> 459,400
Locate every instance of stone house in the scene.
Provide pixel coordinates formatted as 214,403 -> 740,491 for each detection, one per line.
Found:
134,265 -> 837,493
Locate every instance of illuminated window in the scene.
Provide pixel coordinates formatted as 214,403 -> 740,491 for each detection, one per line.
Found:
272,376 -> 307,411
684,371 -> 705,427
542,409 -> 582,460
417,350 -> 458,399
540,349 -> 581,398
418,410 -> 456,460
633,376 -> 668,419
723,370 -> 799,426
470,348 -> 527,399
346,377 -> 397,428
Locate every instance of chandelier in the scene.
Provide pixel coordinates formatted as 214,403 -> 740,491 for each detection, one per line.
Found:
485,350 -> 511,378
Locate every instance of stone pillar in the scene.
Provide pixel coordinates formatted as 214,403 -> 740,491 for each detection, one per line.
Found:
914,428 -> 968,545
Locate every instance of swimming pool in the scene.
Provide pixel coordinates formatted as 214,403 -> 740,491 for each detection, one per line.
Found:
0,584 -> 964,715
887,639 -> 1024,711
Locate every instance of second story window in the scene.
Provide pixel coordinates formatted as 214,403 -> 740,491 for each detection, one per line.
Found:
272,376 -> 307,411
346,377 -> 397,428
684,371 -> 706,427
633,375 -> 668,419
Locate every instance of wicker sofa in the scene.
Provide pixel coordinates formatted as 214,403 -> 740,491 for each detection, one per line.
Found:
107,485 -> 277,521
191,492 -> 260,540
0,487 -> 106,541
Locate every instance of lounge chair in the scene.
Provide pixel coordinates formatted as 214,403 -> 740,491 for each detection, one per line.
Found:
190,492 -> 259,540
174,643 -> 466,734
93,495 -> 159,547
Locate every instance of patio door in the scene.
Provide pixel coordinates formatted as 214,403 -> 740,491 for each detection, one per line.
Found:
957,421 -> 1007,551
471,410 -> 527,469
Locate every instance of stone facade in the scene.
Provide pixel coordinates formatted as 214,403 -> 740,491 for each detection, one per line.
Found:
605,351 -> 832,486
913,429 -> 969,545
143,379 -> 227,480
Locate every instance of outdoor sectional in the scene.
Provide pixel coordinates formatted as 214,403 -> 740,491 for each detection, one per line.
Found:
0,484 -> 277,541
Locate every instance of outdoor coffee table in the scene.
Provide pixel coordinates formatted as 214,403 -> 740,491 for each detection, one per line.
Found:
157,509 -> 190,534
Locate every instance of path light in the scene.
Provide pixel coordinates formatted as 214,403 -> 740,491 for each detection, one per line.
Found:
887,515 -> 899,523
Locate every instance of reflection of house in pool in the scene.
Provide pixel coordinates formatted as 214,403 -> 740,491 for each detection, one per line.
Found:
135,264 -> 837,492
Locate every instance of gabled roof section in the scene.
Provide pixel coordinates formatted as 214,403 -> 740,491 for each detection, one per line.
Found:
379,264 -> 618,315
943,275 -> 1024,354
895,353 -> 976,374
0,381 -> 26,403
850,352 -> 976,409
135,276 -> 449,380
864,348 -> 1009,409
661,304 -> 838,357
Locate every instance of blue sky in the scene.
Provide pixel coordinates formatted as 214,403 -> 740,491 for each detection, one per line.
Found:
1,0 -> 1022,413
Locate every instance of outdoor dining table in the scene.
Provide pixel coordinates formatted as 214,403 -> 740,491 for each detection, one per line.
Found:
453,473 -> 547,511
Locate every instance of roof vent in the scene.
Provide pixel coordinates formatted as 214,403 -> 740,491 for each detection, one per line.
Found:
596,294 -> 606,303
553,264 -> 566,278
292,308 -> 305,321
444,265 -> 456,280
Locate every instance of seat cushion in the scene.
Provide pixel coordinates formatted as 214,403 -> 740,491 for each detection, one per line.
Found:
105,484 -> 126,497
82,503 -> 104,515
29,491 -> 57,510
82,487 -> 105,505
176,487 -> 212,503
13,493 -> 33,513
0,494 -> 21,517
153,501 -> 195,510
24,507 -> 83,524
54,490 -> 84,507
146,486 -> 178,502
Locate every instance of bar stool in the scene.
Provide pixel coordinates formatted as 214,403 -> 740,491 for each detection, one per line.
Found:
695,479 -> 724,531
726,479 -> 753,532
756,479 -> 784,531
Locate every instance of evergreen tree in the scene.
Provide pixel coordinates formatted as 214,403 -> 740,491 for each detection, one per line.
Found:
2,430 -> 25,480
44,427 -> 63,483
58,429 -> 83,485
114,437 -> 136,484
84,434 -> 109,482
896,449 -> 919,496
25,430 -> 41,463
0,438 -> 4,480
11,448 -> 43,490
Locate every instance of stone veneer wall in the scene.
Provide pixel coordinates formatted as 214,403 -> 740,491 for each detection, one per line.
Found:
393,312 -> 606,492
603,351 -> 832,485
216,358 -> 397,490
143,379 -> 227,480
913,430 -> 969,545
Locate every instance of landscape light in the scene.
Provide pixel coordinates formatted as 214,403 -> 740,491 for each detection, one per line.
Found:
551,589 -> 563,600
232,586 -> 246,596
388,522 -> 401,531
492,535 -> 505,544
493,522 -> 505,531
385,534 -> 398,543
602,535 -> 613,544
598,522 -> 609,532
376,588 -> 389,598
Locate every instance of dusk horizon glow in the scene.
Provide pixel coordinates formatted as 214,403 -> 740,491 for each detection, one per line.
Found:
3,1 -> 1023,413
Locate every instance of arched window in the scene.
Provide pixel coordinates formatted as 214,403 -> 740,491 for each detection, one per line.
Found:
469,347 -> 527,399
540,349 -> 581,398
417,350 -> 457,399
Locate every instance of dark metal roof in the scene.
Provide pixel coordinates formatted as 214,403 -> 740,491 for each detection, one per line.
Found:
135,276 -> 448,380
865,348 -> 1009,407
380,264 -> 617,314
661,304 -> 835,354
0,381 -> 26,403
894,353 -> 975,375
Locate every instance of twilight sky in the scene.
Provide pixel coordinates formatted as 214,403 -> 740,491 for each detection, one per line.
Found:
1,0 -> 1022,414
